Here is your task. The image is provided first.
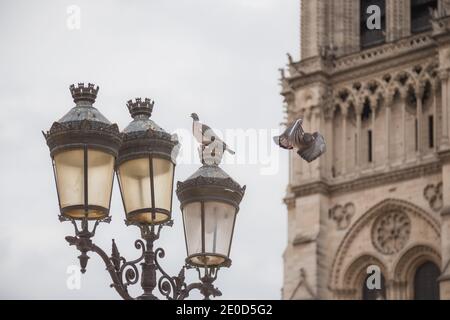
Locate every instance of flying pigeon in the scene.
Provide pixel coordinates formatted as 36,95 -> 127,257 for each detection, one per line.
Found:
273,118 -> 326,163
191,113 -> 235,155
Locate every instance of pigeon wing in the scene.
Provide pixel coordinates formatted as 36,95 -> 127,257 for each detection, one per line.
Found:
200,124 -> 218,145
201,123 -> 214,135
273,120 -> 302,150
298,133 -> 326,162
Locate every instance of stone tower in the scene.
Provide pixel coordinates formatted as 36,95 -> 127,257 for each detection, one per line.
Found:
280,0 -> 450,300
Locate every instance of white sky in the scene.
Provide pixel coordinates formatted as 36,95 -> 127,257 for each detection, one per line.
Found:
0,0 -> 298,299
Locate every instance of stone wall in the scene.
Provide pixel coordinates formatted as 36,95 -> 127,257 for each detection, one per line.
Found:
280,1 -> 450,300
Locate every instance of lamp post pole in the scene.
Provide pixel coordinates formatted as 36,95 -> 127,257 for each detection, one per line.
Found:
43,83 -> 245,300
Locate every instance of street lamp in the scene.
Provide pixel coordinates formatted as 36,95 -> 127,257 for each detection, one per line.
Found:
44,83 -> 122,221
116,98 -> 178,225
177,163 -> 246,268
43,83 -> 245,300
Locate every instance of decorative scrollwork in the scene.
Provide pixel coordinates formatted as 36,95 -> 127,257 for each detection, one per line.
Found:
155,247 -> 181,300
117,240 -> 145,288
63,218 -> 223,300
124,267 -> 138,286
177,267 -> 222,300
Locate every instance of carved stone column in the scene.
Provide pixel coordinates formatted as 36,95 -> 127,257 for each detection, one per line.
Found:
355,103 -> 363,172
342,105 -> 348,175
370,97 -> 377,168
440,69 -> 450,150
415,84 -> 425,159
390,281 -> 408,300
400,88 -> 408,163
385,104 -> 392,167
324,108 -> 334,179
386,0 -> 407,42
312,107 -> 323,177
432,81 -> 438,152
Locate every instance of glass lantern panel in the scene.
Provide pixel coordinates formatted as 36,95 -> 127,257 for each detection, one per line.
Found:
118,158 -> 152,216
183,202 -> 202,256
152,158 -> 174,212
204,201 -> 236,257
54,149 -> 84,211
87,149 -> 115,209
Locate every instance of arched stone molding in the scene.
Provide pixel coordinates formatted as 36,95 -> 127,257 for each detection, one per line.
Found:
329,198 -> 440,299
391,244 -> 441,299
326,60 -> 441,173
332,61 -> 440,115
340,253 -> 388,300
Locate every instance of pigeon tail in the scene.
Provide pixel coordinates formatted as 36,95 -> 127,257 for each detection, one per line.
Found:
273,135 -> 293,150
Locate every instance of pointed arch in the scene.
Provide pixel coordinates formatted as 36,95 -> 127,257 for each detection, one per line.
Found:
329,198 -> 440,292
392,244 -> 441,299
343,253 -> 388,298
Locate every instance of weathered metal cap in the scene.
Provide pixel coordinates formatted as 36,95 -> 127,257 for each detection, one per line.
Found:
176,164 -> 246,210
43,83 -> 122,157
117,98 -> 179,165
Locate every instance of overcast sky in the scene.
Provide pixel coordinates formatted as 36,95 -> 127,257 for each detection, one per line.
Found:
0,0 -> 298,299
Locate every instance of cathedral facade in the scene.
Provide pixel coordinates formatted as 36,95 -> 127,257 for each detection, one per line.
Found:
280,0 -> 450,299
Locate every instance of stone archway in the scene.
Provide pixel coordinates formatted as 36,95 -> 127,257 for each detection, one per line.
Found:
329,198 -> 440,299
392,244 -> 441,299
341,254 -> 388,299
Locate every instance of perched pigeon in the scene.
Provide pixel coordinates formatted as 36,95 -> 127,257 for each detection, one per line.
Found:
191,113 -> 235,154
273,118 -> 326,163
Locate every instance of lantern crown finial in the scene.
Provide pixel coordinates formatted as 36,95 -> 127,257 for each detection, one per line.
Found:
69,83 -> 99,104
127,98 -> 154,119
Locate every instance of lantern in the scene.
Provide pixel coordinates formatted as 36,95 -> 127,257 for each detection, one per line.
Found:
176,164 -> 245,268
116,98 -> 179,225
44,83 -> 122,220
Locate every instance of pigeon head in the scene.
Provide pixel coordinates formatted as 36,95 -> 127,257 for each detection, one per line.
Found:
190,113 -> 199,121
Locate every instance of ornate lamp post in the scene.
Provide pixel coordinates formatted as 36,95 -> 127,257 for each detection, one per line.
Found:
176,147 -> 246,299
177,157 -> 246,269
43,83 -> 245,300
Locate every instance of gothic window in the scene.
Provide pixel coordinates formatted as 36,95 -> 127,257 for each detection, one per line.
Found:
360,0 -> 386,48
362,272 -> 386,300
413,261 -> 440,300
361,101 -> 372,121
361,101 -> 373,163
411,0 -> 438,34
415,119 -> 419,151
429,115 -> 434,148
